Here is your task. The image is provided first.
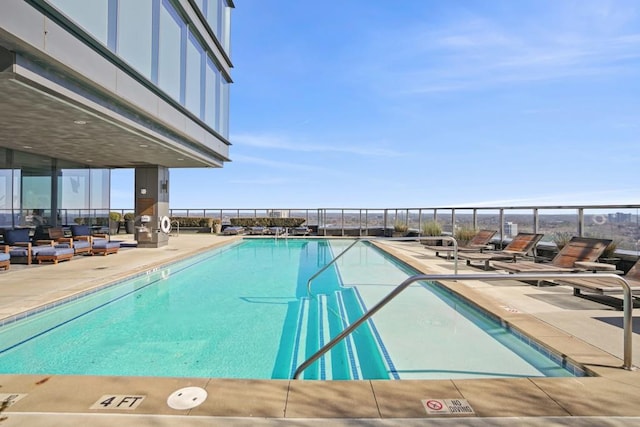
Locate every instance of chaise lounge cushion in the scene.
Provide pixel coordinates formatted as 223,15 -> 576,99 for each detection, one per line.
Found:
71,239 -> 92,254
92,239 -> 120,255
35,247 -> 74,264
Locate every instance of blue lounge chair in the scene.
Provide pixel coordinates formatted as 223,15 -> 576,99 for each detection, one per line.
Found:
70,225 -> 120,256
4,228 -> 73,264
222,226 -> 245,235
0,245 -> 10,270
36,227 -> 92,256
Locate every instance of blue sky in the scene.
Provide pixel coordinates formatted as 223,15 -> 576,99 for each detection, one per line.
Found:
111,0 -> 640,209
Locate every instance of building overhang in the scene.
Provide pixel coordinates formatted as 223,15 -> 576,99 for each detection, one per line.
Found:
0,1 -> 231,169
0,70 -> 228,169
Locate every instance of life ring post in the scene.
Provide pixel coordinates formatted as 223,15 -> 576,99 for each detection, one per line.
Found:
160,215 -> 172,234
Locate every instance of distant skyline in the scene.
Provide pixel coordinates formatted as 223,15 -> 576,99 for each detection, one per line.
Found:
111,0 -> 640,209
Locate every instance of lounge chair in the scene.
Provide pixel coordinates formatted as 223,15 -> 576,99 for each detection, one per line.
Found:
0,245 -> 10,270
292,226 -> 311,236
423,229 -> 497,259
458,233 -> 544,270
491,236 -> 612,274
554,258 -> 640,309
267,226 -> 286,236
70,225 -> 120,256
248,226 -> 267,235
3,228 -> 74,265
36,227 -> 92,256
223,226 -> 245,235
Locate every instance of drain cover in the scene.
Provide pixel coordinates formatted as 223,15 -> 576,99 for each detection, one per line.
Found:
167,387 -> 207,410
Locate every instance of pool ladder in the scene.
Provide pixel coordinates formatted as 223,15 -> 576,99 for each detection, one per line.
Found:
293,238 -> 635,379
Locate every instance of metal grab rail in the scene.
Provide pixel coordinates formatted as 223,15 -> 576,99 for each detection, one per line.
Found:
170,219 -> 180,236
293,272 -> 634,379
306,236 -> 459,296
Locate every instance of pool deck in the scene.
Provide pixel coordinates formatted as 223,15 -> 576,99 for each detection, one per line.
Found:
0,234 -> 639,426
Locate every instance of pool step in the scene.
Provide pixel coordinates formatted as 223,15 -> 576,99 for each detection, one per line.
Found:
291,293 -> 357,380
335,290 -> 362,380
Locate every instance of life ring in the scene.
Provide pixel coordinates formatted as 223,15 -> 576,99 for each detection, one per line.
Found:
592,215 -> 607,225
160,216 -> 172,233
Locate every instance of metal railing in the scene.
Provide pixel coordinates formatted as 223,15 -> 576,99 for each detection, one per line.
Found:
306,237 -> 459,296
293,272 -> 634,379
105,204 -> 640,253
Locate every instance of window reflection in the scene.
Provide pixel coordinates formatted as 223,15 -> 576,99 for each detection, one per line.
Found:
186,31 -> 204,117
49,0 -> 110,45
158,0 -> 184,102
117,0 -> 154,79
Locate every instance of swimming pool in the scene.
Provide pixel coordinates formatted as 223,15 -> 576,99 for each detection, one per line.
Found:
0,238 -> 581,380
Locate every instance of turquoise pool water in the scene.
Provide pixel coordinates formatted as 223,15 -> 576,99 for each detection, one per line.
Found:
0,239 -> 580,379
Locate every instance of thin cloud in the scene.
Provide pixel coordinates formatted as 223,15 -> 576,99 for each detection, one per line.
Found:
358,6 -> 640,95
228,177 -> 288,185
455,188 -> 640,208
231,154 -> 342,175
232,133 -> 404,157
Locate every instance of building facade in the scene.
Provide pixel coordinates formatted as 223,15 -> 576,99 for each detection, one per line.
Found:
0,0 -> 233,247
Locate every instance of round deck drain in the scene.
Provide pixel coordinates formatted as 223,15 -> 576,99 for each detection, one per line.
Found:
167,387 -> 208,410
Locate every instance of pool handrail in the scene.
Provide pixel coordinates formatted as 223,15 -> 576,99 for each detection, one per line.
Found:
293,272 -> 634,379
306,236 -> 459,297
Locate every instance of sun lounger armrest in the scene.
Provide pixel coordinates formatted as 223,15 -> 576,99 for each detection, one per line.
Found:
0,245 -> 8,253
74,236 -> 92,242
574,261 -> 617,272
12,242 -> 32,248
501,250 -> 527,256
35,239 -> 56,246
93,233 -> 109,240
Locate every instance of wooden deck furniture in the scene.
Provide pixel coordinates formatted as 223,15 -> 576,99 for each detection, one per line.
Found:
491,236 -> 612,274
459,233 -> 544,270
554,258 -> 640,308
0,245 -> 10,270
423,229 -> 497,259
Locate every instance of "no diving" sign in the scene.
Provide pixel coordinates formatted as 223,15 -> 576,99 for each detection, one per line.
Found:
422,398 -> 474,415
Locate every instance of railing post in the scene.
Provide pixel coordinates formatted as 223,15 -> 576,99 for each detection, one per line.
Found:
578,208 -> 584,237
499,209 -> 505,247
451,209 -> 455,234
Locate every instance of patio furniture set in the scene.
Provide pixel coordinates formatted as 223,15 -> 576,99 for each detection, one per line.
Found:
0,225 -> 120,269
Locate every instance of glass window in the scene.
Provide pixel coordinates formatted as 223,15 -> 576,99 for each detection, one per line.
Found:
0,150 -> 15,228
218,78 -> 229,138
204,56 -> 219,128
185,31 -> 204,117
90,169 -> 110,211
221,0 -> 231,54
158,0 -> 184,102
48,0 -> 110,45
13,151 -> 52,227
205,0 -> 222,39
117,0 -> 154,79
59,169 -> 90,210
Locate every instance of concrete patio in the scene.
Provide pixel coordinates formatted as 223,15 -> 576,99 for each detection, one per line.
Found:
0,234 -> 638,426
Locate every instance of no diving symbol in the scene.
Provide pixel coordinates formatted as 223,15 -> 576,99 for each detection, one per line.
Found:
422,398 -> 475,415
426,400 -> 443,411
